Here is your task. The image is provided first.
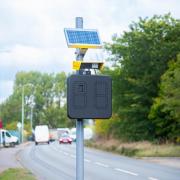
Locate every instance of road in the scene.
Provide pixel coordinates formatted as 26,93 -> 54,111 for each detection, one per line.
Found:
18,141 -> 180,180
0,144 -> 22,173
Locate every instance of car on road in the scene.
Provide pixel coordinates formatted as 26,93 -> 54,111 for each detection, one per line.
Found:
0,129 -> 19,147
59,133 -> 72,144
34,125 -> 50,145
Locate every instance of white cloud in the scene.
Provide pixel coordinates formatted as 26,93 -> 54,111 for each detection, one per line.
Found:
134,0 -> 180,18
0,44 -> 72,72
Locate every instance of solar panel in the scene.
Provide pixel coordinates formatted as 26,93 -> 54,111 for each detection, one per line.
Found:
64,28 -> 102,49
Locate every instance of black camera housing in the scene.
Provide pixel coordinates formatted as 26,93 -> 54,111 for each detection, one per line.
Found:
67,75 -> 112,119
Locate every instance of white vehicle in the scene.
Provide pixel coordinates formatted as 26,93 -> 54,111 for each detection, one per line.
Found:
84,128 -> 93,140
69,127 -> 93,142
57,128 -> 70,138
0,129 -> 19,147
69,128 -> 76,142
34,125 -> 50,145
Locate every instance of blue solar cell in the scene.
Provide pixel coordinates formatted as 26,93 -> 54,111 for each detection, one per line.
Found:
65,29 -> 101,45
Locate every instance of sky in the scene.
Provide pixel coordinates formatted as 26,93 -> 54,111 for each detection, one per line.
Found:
0,0 -> 180,103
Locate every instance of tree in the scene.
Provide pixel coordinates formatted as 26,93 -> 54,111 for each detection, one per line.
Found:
105,14 -> 180,141
54,72 -> 66,108
149,54 -> 180,143
0,94 -> 21,126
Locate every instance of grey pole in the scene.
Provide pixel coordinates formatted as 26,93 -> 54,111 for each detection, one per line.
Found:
30,105 -> 33,132
76,17 -> 84,180
21,86 -> 24,143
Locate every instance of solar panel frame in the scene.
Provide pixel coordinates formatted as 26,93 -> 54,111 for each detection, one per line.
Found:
64,28 -> 102,49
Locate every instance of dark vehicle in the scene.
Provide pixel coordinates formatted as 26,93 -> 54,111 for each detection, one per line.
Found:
59,134 -> 72,144
27,133 -> 35,141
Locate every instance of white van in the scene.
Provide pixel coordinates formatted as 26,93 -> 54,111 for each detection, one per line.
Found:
34,125 -> 50,145
0,129 -> 19,147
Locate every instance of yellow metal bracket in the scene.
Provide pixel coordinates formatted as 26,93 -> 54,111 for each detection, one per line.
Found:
72,61 -> 104,70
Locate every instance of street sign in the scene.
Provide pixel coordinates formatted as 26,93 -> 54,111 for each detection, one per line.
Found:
64,28 -> 102,49
67,75 -> 112,119
17,122 -> 22,129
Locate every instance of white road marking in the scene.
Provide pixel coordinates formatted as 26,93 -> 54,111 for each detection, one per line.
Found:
84,159 -> 91,163
148,177 -> 159,180
95,162 -> 109,168
114,168 -> 138,176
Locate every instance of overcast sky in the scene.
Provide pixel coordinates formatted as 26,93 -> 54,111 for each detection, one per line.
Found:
0,0 -> 180,103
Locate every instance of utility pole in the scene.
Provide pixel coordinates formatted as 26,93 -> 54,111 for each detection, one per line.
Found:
75,17 -> 84,180
21,86 -> 24,143
30,104 -> 33,132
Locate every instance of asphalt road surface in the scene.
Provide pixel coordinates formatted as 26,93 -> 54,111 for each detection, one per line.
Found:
18,141 -> 180,180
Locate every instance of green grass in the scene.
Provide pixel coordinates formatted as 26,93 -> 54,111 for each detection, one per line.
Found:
85,139 -> 180,157
135,144 -> 180,157
0,168 -> 37,180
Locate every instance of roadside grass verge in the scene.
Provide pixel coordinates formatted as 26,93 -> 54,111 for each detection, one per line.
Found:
0,168 -> 37,180
85,139 -> 180,157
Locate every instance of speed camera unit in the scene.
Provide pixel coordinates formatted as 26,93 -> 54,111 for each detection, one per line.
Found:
67,75 -> 112,119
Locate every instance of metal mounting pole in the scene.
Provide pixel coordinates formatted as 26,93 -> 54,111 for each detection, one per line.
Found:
30,105 -> 33,132
76,17 -> 84,180
76,118 -> 84,180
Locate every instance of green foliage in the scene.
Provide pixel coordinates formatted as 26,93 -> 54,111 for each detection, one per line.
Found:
0,168 -> 37,180
24,122 -> 31,134
149,54 -> 180,142
95,114 -> 119,139
0,94 -> 21,127
101,14 -> 180,141
5,121 -> 18,130
95,120 -> 111,138
44,106 -> 68,128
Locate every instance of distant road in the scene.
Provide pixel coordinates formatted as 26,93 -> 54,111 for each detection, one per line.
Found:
18,142 -> 180,180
